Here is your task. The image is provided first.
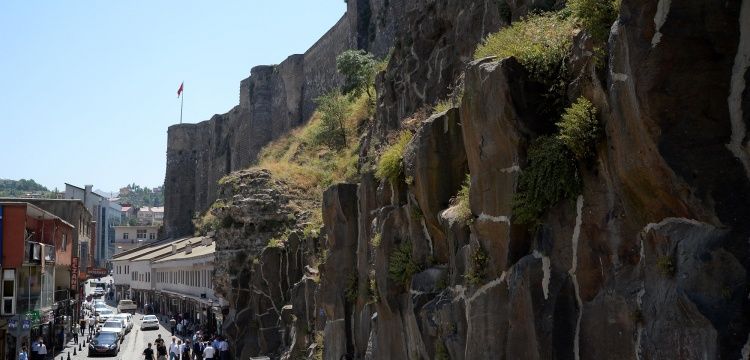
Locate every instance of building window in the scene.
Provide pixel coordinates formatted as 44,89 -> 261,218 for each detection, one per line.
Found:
149,233 -> 155,240
2,269 -> 16,315
137,230 -> 146,239
123,233 -> 129,240
62,234 -> 67,250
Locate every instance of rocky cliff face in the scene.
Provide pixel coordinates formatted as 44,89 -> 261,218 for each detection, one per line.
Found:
169,0 -> 750,358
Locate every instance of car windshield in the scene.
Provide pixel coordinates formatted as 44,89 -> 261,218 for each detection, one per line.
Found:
119,300 -> 133,305
143,315 -> 157,321
98,310 -> 113,315
94,333 -> 117,343
103,321 -> 121,327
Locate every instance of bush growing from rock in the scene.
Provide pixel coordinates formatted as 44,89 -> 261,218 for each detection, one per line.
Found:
388,240 -> 419,286
376,131 -> 413,183
450,174 -> 472,224
474,12 -> 575,117
466,245 -> 488,286
310,92 -> 351,150
557,97 -> 601,160
474,12 -> 574,82
512,136 -> 582,228
567,0 -> 619,43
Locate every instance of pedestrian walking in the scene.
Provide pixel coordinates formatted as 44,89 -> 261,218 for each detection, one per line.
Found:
169,337 -> 179,360
169,317 -> 177,336
36,340 -> 47,360
18,345 -> 29,360
31,338 -> 40,360
88,316 -> 96,335
156,336 -> 168,360
180,340 -> 191,360
202,342 -> 216,360
193,340 -> 204,360
79,318 -> 86,336
218,338 -> 229,360
72,326 -> 79,345
143,343 -> 155,360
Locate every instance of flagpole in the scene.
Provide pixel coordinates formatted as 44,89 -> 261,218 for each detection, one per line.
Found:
180,89 -> 184,124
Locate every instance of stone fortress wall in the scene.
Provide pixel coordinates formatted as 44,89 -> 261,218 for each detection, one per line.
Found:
164,0 -> 400,237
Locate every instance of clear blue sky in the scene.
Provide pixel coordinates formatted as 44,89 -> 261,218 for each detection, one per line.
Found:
0,1 -> 346,193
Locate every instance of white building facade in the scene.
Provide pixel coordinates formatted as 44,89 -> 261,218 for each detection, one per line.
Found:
110,236 -> 225,334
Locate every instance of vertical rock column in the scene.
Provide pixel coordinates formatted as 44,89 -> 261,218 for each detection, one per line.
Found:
317,184 -> 359,360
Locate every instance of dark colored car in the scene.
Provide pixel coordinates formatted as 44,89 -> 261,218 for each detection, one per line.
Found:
88,332 -> 119,356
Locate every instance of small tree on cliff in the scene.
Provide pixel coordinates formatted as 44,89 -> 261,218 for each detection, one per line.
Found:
336,49 -> 377,102
311,92 -> 351,150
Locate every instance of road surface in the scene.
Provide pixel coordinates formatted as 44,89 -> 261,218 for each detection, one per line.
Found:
60,306 -> 176,360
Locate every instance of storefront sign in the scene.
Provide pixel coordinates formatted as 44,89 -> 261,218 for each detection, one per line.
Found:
87,267 -> 108,277
70,257 -> 79,290
8,319 -> 17,329
22,320 -> 30,330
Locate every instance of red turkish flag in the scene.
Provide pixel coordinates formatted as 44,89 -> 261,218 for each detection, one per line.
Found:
177,82 -> 184,98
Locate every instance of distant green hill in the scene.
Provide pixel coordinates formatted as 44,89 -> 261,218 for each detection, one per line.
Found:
0,178 -> 57,197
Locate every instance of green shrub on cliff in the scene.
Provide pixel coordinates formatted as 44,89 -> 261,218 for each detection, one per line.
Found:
556,97 -> 601,160
388,240 -> 419,286
254,90 -> 366,203
474,12 -> 574,82
567,0 -> 619,43
375,131 -> 413,184
512,136 -> 581,228
450,174 -> 472,224
309,92 -> 351,150
465,245 -> 489,286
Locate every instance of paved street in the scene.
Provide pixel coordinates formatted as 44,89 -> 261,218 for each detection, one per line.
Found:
58,307 -> 175,360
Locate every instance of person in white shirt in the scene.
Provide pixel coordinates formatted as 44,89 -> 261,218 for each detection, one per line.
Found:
202,342 -> 216,360
218,339 -> 229,360
169,338 -> 179,360
37,341 -> 47,359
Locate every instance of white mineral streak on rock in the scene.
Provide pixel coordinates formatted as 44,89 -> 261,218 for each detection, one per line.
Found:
612,72 -> 629,82
500,165 -> 521,173
727,0 -> 750,180
477,213 -> 510,224
651,0 -> 672,47
467,272 -> 507,303
532,251 -> 551,300
569,195 -> 584,360
420,218 -> 434,258
643,217 -> 703,234
741,331 -> 750,360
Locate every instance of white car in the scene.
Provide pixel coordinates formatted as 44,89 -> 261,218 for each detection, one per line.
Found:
116,299 -> 137,314
99,319 -> 126,339
140,315 -> 159,330
97,309 -> 116,323
113,313 -> 133,333
93,304 -> 108,314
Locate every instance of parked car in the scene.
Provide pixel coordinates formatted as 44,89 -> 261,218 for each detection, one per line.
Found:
92,288 -> 106,298
116,299 -> 137,314
88,332 -> 119,356
140,314 -> 159,330
113,313 -> 133,333
96,309 -> 116,323
99,320 -> 126,339
93,304 -> 108,314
